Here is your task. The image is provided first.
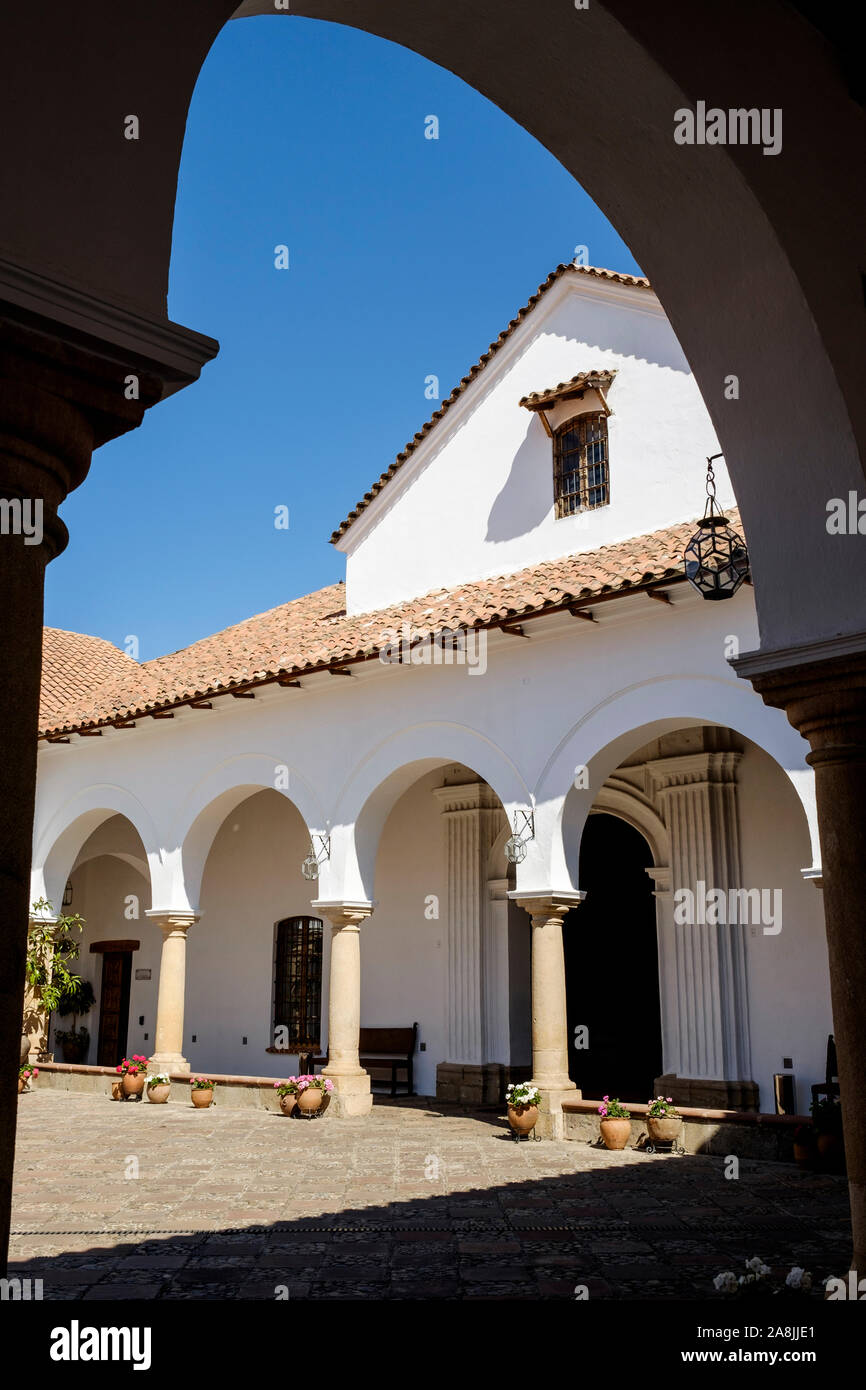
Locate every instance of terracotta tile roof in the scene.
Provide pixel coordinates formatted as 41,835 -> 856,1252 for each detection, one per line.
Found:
40,628 -> 141,730
39,510 -> 737,740
519,369 -> 617,411
330,264 -> 651,543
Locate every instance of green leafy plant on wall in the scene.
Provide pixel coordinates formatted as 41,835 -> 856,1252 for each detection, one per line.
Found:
24,898 -> 87,1054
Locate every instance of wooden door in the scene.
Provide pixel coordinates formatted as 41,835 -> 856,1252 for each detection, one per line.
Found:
96,951 -> 132,1066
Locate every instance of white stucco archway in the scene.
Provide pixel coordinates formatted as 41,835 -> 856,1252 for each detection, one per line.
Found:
323,722 -> 529,901
164,753 -> 322,912
32,785 -> 161,912
530,675 -> 820,892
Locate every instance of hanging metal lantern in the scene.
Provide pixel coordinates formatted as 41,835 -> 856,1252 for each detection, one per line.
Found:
503,809 -> 534,865
683,454 -> 750,600
301,833 -> 330,881
503,835 -> 527,865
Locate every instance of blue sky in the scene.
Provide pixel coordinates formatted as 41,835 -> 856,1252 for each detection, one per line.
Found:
45,16 -> 642,661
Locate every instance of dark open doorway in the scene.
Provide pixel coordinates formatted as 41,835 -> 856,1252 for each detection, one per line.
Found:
564,812 -> 662,1102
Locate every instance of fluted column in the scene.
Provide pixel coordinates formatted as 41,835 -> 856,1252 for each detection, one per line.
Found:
513,892 -> 582,1137
146,911 -> 199,1073
432,783 -> 505,1104
646,750 -> 756,1108
312,900 -> 374,1116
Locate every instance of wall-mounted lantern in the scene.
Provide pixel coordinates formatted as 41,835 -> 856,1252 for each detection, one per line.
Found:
301,834 -> 331,881
504,810 -> 535,865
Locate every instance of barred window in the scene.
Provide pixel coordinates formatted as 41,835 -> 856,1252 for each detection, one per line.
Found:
553,412 -> 609,518
273,916 -> 323,1049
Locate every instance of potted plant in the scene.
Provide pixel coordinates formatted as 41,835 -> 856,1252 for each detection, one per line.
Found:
646,1094 -> 682,1145
295,1074 -> 333,1115
811,1095 -> 844,1170
792,1122 -> 815,1168
505,1081 -> 541,1139
18,1065 -> 39,1094
24,897 -> 86,1060
53,977 -> 95,1063
598,1095 -> 632,1150
190,1076 -> 216,1108
54,1026 -> 91,1065
146,1073 -> 172,1104
275,1078 -> 299,1116
117,1055 -> 148,1099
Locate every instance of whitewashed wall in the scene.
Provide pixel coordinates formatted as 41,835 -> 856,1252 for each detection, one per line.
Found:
337,276 -> 732,613
738,742 -> 833,1112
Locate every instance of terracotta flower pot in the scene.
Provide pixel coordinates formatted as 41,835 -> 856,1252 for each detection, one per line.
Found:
18,1077 -> 25,1094
647,1115 -> 682,1145
792,1140 -> 813,1167
279,1094 -> 297,1116
600,1117 -> 632,1150
508,1103 -> 539,1136
191,1088 -> 214,1108
121,1072 -> 145,1098
297,1086 -> 323,1114
60,1037 -> 87,1065
111,1080 -> 124,1101
147,1084 -> 171,1104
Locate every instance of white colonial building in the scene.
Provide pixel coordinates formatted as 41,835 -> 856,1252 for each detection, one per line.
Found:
30,264 -> 832,1134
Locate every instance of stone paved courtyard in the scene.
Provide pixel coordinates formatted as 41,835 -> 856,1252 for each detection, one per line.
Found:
8,1089 -> 850,1300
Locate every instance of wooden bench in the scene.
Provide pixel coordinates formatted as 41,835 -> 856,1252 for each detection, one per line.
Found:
314,1023 -> 417,1096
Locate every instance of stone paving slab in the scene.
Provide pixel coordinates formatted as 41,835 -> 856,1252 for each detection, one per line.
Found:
8,1089 -> 851,1301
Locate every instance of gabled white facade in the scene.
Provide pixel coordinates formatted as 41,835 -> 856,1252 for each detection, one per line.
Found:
337,273 -> 734,614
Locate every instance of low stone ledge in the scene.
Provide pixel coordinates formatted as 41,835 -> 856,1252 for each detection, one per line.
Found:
563,1097 -> 811,1161
34,1062 -> 284,1111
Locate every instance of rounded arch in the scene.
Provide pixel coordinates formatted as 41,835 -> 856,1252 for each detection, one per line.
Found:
588,780 -> 670,869
32,785 -> 161,911
535,675 -> 820,889
325,723 -> 526,901
167,753 -> 321,912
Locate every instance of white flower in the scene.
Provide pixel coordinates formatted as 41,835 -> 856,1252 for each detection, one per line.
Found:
745,1257 -> 771,1276
713,1271 -> 738,1294
786,1267 -> 812,1290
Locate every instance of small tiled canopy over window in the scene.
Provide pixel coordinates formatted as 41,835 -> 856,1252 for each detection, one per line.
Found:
553,412 -> 609,518
519,369 -> 615,520
273,916 -> 323,1051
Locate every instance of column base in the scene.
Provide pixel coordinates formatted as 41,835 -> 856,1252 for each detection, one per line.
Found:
534,1082 -> 580,1139
655,1073 -> 759,1111
322,1068 -> 373,1117
436,1062 -> 506,1106
149,1053 -> 190,1075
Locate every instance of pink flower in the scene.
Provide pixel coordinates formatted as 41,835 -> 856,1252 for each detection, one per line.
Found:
116,1065 -> 122,1073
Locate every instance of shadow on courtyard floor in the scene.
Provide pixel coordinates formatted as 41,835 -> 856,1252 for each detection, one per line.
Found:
7,1091 -> 851,1301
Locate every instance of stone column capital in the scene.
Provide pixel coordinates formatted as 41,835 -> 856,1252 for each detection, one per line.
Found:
644,749 -> 742,796
509,890 -> 584,923
734,643 -> 866,766
145,909 -> 200,935
311,900 -> 374,931
432,781 -> 503,815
